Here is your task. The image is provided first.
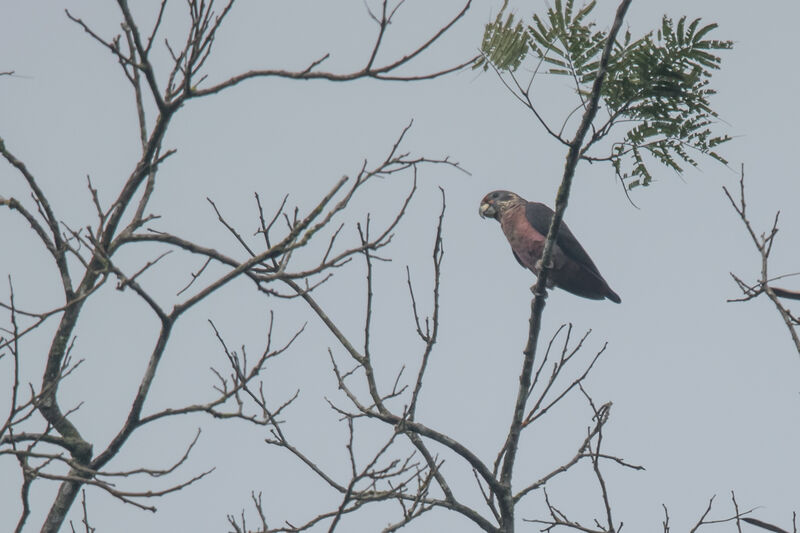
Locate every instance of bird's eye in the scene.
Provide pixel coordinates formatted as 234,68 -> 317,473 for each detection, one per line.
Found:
491,192 -> 499,199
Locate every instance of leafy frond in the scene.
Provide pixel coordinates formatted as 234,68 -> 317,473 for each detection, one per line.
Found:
601,15 -> 732,185
475,11 -> 529,72
479,1 -> 732,189
528,0 -> 606,85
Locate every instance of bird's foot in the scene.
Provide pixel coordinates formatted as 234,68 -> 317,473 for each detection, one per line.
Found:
529,284 -> 548,298
534,259 -> 553,272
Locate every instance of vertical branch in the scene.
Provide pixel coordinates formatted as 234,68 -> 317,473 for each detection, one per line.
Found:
497,0 -> 633,529
398,188 -> 460,517
39,6 -> 177,525
13,456 -> 33,533
2,277 -> 22,439
123,25 -> 148,150
358,217 -> 375,365
4,278 -> 34,533
408,187 -> 445,419
37,7 -> 178,527
589,404 -> 616,532
115,0 -> 166,110
355,217 -> 390,413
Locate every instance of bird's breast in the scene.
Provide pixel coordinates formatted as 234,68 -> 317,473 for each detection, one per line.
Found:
500,207 -> 549,272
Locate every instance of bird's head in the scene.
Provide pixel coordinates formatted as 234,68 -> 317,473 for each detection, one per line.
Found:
479,190 -> 523,220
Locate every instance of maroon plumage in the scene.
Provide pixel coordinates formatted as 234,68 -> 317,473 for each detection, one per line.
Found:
479,190 -> 620,303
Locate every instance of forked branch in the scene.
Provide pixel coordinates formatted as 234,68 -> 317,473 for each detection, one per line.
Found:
724,167 -> 800,356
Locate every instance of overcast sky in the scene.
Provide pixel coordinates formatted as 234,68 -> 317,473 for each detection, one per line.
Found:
1,0 -> 799,531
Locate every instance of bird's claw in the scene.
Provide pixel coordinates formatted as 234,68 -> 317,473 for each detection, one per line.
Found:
534,259 -> 553,272
529,284 -> 548,298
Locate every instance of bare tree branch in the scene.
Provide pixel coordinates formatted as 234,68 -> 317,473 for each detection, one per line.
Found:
724,166 -> 800,355
497,4 -> 633,531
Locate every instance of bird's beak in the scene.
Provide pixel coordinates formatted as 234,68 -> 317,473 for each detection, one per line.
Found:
479,202 -> 496,219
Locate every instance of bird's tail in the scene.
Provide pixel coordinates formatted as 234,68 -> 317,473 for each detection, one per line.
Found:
606,287 -> 621,304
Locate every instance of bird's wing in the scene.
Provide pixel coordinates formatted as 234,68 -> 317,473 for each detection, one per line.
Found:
524,202 -> 602,275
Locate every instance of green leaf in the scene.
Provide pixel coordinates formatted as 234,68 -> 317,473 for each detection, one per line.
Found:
475,12 -> 530,72
477,3 -> 732,189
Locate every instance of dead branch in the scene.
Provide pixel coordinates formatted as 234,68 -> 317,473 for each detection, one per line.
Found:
724,167 -> 800,355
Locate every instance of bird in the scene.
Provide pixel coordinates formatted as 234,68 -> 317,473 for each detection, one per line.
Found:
479,190 -> 621,303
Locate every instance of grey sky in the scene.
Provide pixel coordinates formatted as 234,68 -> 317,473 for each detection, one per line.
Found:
1,0 -> 799,531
